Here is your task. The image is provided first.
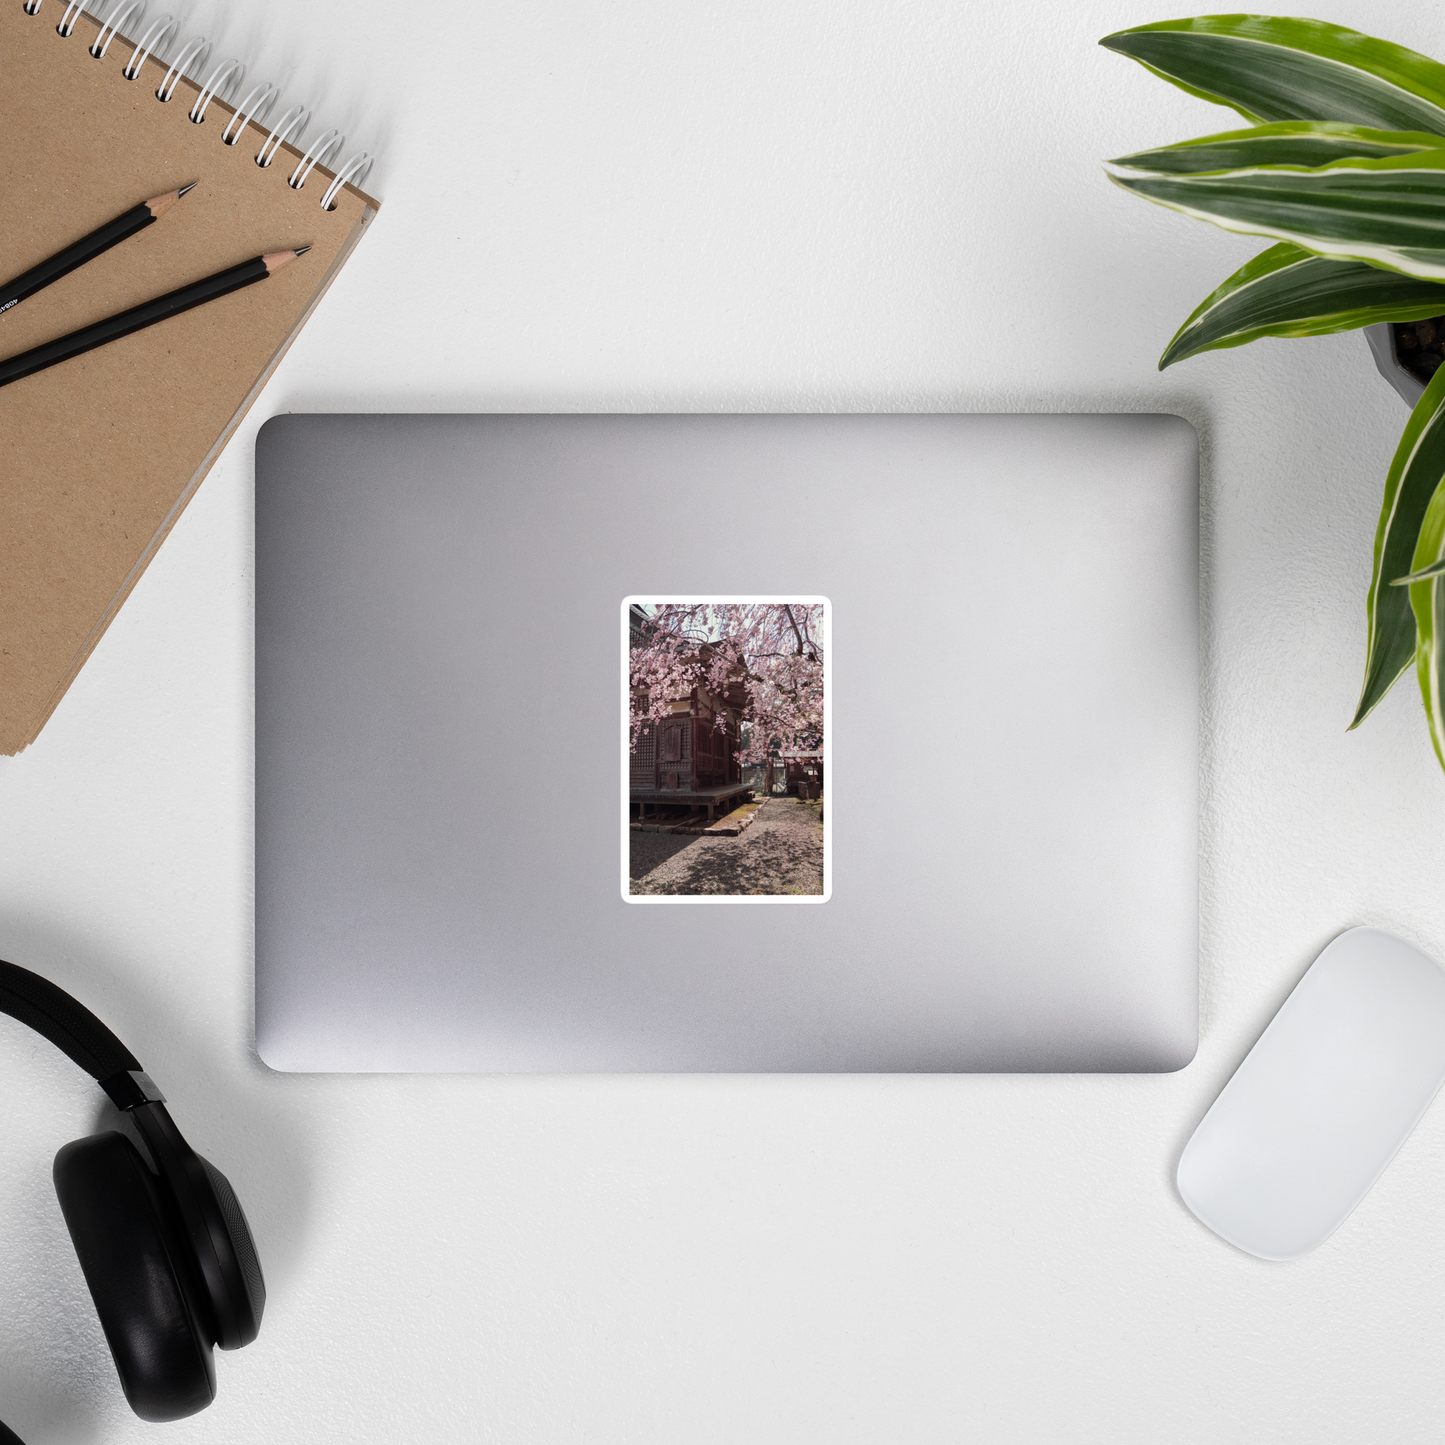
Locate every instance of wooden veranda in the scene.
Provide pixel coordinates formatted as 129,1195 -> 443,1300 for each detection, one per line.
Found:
631,784 -> 752,825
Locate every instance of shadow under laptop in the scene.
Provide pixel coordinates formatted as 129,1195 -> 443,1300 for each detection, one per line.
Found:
0,910 -> 312,1445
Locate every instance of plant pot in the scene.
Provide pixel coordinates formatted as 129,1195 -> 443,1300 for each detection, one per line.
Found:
1365,322 -> 1427,408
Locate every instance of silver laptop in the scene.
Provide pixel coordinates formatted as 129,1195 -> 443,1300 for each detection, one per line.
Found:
255,414 -> 1197,1072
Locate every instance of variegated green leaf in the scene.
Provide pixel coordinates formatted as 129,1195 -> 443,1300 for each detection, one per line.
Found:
1161,242 -> 1445,368
1353,362 -> 1445,727
1108,150 -> 1445,281
1407,476 -> 1445,769
1393,558 -> 1445,584
1100,16 -> 1445,135
1112,120 -> 1445,175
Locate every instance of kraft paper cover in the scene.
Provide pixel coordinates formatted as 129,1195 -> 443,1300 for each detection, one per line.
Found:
0,2 -> 379,753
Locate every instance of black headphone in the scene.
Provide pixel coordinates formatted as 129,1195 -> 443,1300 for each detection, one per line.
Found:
0,960 -> 264,1437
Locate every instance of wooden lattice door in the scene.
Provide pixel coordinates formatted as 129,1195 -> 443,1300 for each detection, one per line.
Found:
630,723 -> 656,790
662,721 -> 686,789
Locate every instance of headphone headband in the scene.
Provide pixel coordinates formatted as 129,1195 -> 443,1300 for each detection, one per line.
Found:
0,958 -> 147,1092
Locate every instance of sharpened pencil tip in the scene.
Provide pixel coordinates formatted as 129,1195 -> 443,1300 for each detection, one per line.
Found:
263,249 -> 310,273
146,183 -> 198,218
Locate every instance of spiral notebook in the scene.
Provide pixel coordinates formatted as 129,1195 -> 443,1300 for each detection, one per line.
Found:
0,0 -> 380,755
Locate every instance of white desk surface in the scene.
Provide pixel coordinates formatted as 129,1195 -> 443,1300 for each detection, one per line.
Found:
5,0 -> 1445,1439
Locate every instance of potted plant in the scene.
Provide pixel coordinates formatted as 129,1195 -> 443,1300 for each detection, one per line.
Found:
1101,15 -> 1445,772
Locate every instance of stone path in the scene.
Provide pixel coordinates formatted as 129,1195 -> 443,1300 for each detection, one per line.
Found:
629,795 -> 824,896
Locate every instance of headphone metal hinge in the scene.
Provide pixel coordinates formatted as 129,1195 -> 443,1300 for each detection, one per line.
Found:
98,1068 -> 167,1110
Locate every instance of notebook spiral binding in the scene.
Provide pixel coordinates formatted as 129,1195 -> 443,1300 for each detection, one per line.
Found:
21,0 -> 373,210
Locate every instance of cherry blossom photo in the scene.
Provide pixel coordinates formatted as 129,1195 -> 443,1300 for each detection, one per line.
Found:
623,598 -> 828,903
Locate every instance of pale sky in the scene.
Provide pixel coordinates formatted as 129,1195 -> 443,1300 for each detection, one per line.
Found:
634,601 -> 825,652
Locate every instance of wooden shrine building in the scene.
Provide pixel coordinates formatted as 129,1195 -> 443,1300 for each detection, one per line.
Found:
630,645 -> 753,824
779,750 -> 824,796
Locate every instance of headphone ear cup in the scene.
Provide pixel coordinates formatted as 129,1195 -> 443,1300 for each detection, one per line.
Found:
196,1154 -> 265,1347
53,1132 -> 216,1422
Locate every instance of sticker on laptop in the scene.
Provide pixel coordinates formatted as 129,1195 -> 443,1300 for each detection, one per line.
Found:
623,597 -> 829,904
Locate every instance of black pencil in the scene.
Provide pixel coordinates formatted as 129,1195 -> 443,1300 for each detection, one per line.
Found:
0,184 -> 197,317
0,248 -> 310,389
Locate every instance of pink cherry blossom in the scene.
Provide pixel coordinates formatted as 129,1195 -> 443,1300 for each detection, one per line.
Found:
629,602 -> 824,766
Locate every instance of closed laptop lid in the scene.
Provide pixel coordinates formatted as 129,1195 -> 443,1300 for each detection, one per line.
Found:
255,413 -> 1198,1072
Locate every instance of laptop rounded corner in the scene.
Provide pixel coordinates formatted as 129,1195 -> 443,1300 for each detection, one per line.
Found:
255,411 -> 300,451
1155,411 -> 1200,457
254,1024 -> 302,1075
1157,1029 -> 1199,1074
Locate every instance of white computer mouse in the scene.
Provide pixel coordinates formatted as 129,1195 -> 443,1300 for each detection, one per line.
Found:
1178,927 -> 1445,1260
